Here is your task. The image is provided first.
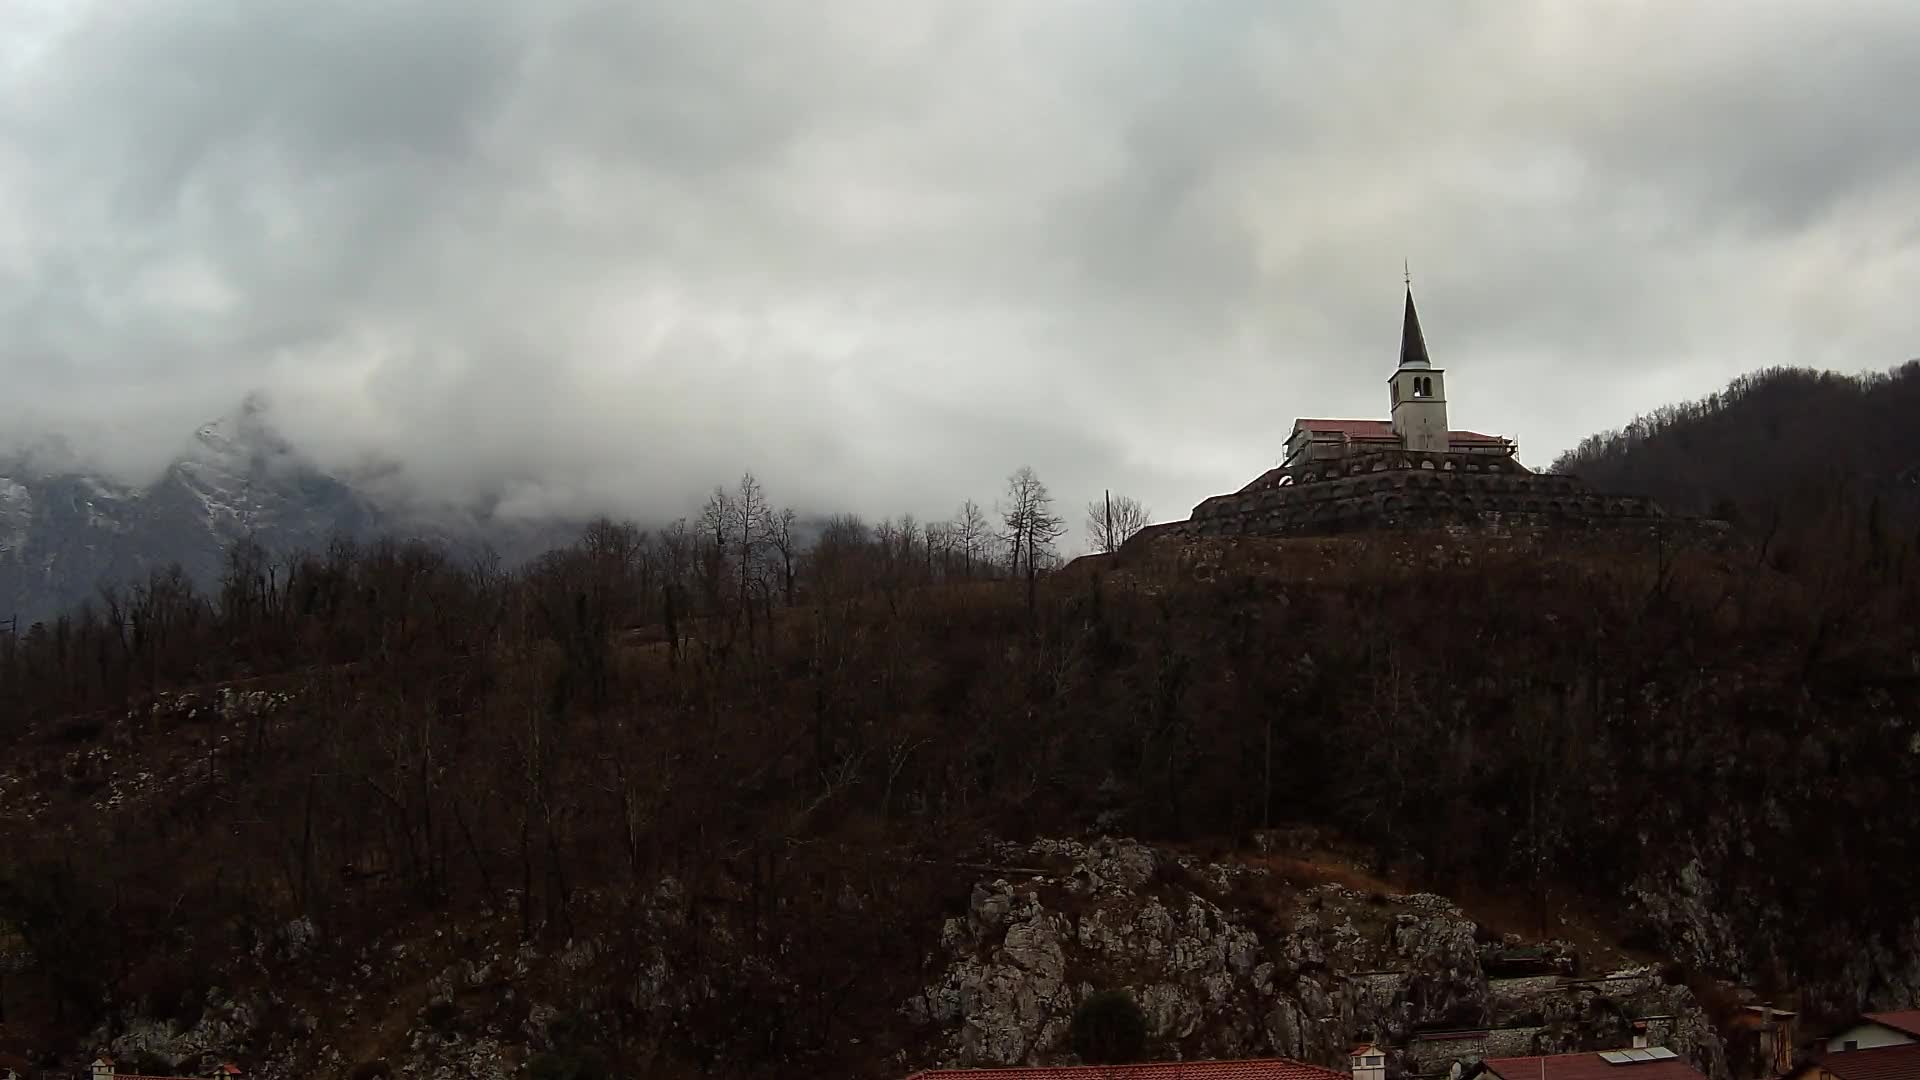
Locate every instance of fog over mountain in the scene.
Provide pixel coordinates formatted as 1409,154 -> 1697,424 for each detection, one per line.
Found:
0,397 -> 579,624
4,2 -> 1920,536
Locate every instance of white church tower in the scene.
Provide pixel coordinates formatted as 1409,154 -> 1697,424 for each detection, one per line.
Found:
1388,284 -> 1449,453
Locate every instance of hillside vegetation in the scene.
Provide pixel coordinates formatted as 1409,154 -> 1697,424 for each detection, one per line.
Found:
0,425 -> 1917,1076
1552,361 -> 1920,531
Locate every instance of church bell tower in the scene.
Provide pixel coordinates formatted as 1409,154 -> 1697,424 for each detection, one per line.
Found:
1389,284 -> 1449,453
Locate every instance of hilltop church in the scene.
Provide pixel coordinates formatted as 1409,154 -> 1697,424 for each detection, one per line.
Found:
1280,287 -> 1517,470
1161,284 -> 1668,539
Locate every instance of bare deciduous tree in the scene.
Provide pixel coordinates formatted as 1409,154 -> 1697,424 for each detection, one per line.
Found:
924,521 -> 952,581
764,506 -> 800,607
953,499 -> 989,579
1085,493 -> 1151,554
728,473 -> 770,610
1000,466 -> 1066,612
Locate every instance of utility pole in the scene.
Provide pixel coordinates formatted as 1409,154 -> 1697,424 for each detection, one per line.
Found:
1104,490 -> 1112,554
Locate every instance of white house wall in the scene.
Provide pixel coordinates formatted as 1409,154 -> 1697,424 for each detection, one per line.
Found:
1825,1023 -> 1917,1052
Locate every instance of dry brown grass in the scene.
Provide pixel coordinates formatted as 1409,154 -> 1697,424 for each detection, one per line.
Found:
1250,852 -> 1404,895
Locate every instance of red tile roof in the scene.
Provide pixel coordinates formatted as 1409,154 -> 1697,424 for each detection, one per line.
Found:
1818,1044 -> 1920,1080
905,1059 -> 1350,1080
1290,419 -> 1508,444
1485,1052 -> 1707,1080
1867,1013 -> 1920,1039
1294,419 -> 1397,438
86,1056 -> 242,1078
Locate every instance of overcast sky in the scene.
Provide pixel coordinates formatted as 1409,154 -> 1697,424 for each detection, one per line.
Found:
3,0 -> 1918,533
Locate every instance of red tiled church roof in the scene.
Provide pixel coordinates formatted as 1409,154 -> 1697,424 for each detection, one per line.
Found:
1485,1052 -> 1706,1080
1817,1044 -> 1920,1080
1294,419 -> 1399,439
1290,419 -> 1507,444
1865,1012 -> 1920,1039
905,1059 -> 1350,1080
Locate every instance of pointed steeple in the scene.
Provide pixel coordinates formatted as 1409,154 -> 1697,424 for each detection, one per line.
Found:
1399,285 -> 1431,370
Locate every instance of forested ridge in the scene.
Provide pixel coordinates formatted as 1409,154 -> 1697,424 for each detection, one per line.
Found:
1552,361 -> 1920,529
0,399 -> 1917,1077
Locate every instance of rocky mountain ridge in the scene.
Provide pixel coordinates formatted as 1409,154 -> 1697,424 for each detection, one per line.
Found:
0,400 -> 576,626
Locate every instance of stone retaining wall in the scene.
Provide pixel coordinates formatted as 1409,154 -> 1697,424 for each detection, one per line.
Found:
1188,466 -> 1666,538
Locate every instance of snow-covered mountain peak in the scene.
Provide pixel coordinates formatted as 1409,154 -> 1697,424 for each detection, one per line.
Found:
2,398 -> 580,625
0,477 -> 32,555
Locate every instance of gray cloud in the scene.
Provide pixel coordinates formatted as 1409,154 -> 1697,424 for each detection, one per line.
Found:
3,0 -> 1918,546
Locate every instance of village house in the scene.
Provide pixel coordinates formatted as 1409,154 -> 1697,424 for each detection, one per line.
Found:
1781,1045 -> 1920,1080
1414,1018 -> 1684,1080
1733,1004 -> 1798,1078
1786,1044 -> 1920,1080
88,1058 -> 241,1080
1819,1013 -> 1920,1055
904,1045 -> 1376,1080
1781,1011 -> 1920,1080
1474,1047 -> 1708,1080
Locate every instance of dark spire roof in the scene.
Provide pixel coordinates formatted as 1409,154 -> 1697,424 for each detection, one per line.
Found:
1399,286 -> 1431,370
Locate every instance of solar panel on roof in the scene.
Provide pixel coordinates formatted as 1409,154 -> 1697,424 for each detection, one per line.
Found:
1601,1053 -> 1633,1065
1646,1049 -> 1677,1061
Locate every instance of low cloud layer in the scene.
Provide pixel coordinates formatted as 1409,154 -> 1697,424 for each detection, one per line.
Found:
3,0 -> 1918,536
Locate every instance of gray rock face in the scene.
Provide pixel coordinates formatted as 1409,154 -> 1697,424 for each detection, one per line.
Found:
95,993 -> 257,1073
916,879 -> 1076,1064
1631,859 -> 1746,978
908,838 -> 1728,1080
0,400 -> 576,625
1630,848 -> 1920,1018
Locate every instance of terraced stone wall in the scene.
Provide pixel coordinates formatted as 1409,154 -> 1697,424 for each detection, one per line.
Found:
1187,465 -> 1666,539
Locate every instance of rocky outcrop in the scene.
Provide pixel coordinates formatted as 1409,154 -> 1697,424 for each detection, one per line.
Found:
907,839 -> 1271,1066
1631,857 -> 1920,1020
52,836 -> 1740,1080
907,838 -> 1728,1079
91,992 -> 258,1075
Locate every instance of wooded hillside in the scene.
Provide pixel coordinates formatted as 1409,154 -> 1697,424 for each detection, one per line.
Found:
0,418 -> 1916,1077
1551,361 -> 1920,531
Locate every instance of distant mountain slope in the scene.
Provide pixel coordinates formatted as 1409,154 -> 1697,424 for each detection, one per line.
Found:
0,400 -> 578,626
1551,361 -> 1920,525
